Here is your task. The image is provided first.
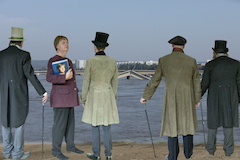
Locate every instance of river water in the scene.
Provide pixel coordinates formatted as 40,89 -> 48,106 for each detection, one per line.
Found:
0,75 -> 239,144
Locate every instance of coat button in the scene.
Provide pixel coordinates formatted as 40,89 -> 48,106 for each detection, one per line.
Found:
219,85 -> 221,87
10,80 -> 13,82
74,80 -> 76,82
74,88 -> 76,90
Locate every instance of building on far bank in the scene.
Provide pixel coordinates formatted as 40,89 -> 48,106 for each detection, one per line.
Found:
197,62 -> 207,70
75,59 -> 86,69
146,60 -> 158,65
117,61 -> 144,66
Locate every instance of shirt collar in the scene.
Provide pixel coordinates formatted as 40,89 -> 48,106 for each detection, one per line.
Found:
215,53 -> 228,58
10,43 -> 22,49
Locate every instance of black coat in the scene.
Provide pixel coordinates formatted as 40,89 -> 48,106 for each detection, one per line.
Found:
0,46 -> 46,128
201,56 -> 240,129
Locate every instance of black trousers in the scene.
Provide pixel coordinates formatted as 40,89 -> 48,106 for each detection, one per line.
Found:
168,135 -> 193,160
52,107 -> 75,156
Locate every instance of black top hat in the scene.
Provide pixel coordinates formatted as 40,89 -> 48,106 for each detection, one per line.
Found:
168,36 -> 187,45
212,40 -> 228,53
92,32 -> 109,47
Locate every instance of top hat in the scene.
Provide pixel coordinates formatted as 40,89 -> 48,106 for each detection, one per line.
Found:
9,27 -> 25,41
92,32 -> 109,47
168,36 -> 187,45
212,40 -> 228,53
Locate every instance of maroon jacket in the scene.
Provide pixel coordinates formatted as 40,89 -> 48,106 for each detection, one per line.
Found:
46,55 -> 79,108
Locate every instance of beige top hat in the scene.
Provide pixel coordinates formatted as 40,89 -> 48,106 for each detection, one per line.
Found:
9,27 -> 26,41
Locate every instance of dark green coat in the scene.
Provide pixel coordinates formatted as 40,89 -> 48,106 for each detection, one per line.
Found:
143,51 -> 201,137
201,55 -> 240,129
0,46 -> 46,128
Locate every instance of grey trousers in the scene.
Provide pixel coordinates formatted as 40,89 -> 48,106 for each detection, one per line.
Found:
52,107 -> 75,156
2,124 -> 24,159
206,128 -> 234,156
92,125 -> 112,157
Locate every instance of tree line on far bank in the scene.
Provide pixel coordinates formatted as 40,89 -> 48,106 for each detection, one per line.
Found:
118,63 -> 205,70
117,63 -> 158,70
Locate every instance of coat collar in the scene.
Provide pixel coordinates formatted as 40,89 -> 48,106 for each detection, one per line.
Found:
172,48 -> 184,53
95,51 -> 106,56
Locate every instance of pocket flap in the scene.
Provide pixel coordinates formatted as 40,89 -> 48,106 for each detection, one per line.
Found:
58,88 -> 70,94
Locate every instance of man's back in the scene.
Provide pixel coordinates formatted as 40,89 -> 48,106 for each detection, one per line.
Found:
202,56 -> 240,89
0,45 -> 45,128
160,51 -> 199,90
81,54 -> 119,126
0,46 -> 29,82
87,55 -> 117,85
143,50 -> 201,137
201,56 -> 240,129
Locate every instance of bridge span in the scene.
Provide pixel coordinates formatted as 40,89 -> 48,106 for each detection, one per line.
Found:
34,70 -> 156,75
35,70 -> 203,80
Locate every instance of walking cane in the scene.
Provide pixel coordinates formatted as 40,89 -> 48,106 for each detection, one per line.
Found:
42,101 -> 44,159
200,101 -> 206,145
143,103 -> 156,158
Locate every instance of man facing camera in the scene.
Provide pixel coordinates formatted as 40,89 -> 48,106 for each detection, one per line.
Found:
80,32 -> 119,160
140,36 -> 201,160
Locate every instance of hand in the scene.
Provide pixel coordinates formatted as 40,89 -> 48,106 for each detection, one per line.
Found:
82,103 -> 85,108
140,97 -> 147,104
195,102 -> 200,108
42,94 -> 49,103
65,69 -> 73,80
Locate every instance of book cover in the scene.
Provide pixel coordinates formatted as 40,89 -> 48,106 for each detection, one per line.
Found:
52,59 -> 69,75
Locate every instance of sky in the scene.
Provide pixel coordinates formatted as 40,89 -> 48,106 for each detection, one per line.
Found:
0,0 -> 240,62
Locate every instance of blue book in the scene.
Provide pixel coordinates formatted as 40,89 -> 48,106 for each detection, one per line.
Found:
52,59 -> 69,75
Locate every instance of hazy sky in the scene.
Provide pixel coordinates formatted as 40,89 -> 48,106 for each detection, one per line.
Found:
0,0 -> 240,62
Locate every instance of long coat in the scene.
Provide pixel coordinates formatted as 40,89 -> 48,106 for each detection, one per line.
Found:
201,55 -> 240,129
0,46 -> 46,128
143,49 -> 201,137
80,52 -> 119,126
46,55 -> 79,108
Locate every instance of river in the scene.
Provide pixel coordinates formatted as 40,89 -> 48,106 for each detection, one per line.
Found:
0,75 -> 239,144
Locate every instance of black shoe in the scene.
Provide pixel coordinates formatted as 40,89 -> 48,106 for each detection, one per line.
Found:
87,153 -> 101,160
225,153 -> 232,157
53,153 -> 69,160
106,156 -> 112,160
67,147 -> 84,154
209,152 -> 214,156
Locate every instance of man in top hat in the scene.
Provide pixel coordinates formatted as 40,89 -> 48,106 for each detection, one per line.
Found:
201,40 -> 240,157
80,32 -> 119,160
0,27 -> 48,160
140,36 -> 201,160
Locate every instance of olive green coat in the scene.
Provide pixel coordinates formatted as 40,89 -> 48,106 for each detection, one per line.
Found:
143,51 -> 201,137
80,54 -> 119,126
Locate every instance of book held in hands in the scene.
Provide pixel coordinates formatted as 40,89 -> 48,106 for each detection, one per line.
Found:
52,59 -> 69,75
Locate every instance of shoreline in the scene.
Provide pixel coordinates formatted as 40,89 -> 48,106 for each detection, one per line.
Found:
2,140 -> 240,145
1,142 -> 240,160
